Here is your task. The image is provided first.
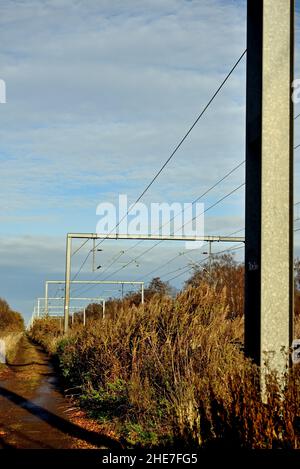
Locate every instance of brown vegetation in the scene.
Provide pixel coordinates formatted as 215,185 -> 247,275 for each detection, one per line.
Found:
185,254 -> 244,319
28,255 -> 300,448
0,298 -> 24,334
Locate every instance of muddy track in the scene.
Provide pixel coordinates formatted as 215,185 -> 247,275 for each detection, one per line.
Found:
0,335 -> 120,449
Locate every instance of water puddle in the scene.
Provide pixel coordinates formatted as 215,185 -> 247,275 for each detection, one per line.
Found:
0,335 -> 118,449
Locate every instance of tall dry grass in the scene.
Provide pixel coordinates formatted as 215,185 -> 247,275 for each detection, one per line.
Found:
0,297 -> 24,333
0,332 -> 23,363
0,298 -> 24,364
29,276 -> 300,448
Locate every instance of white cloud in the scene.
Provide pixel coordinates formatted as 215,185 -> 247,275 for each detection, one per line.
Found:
1,0 -> 298,318
0,0 -> 247,223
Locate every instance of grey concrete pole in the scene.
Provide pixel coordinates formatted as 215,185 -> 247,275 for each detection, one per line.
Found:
245,0 -> 294,381
63,234 -> 72,334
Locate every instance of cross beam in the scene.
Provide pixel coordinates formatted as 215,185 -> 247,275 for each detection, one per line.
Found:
63,232 -> 245,333
67,232 -> 245,242
45,279 -> 142,328
36,296 -> 105,317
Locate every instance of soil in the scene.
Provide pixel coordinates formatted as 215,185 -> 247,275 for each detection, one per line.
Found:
0,335 -> 121,449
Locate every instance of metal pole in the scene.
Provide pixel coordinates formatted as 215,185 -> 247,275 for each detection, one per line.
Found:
63,234 -> 72,334
31,308 -> 36,327
208,240 -> 212,276
37,299 -> 40,317
92,239 -> 95,271
83,308 -> 86,327
102,301 -> 105,319
45,283 -> 49,316
141,283 -> 144,305
245,0 -> 294,382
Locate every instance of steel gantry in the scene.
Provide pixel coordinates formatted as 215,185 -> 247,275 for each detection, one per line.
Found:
63,233 -> 245,333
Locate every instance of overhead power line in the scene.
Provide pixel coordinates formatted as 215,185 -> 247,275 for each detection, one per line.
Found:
72,239 -> 90,257
163,243 -> 245,283
141,227 -> 245,281
73,193 -> 300,296
101,158 -> 245,274
121,49 -> 247,213
164,224 -> 300,284
73,192 -> 299,289
70,49 -> 247,282
97,182 -> 245,283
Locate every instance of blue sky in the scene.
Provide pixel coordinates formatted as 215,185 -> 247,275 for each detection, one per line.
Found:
0,0 -> 299,322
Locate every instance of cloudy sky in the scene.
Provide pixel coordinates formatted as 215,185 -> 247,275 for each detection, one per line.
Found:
0,0 -> 299,322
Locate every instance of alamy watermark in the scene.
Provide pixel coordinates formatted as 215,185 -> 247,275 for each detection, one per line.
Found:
96,194 -> 205,249
0,79 -> 6,104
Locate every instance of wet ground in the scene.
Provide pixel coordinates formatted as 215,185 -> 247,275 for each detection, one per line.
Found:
0,335 -> 120,449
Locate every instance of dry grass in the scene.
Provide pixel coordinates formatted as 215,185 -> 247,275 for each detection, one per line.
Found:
0,297 -> 24,334
29,278 -> 300,449
0,332 -> 23,363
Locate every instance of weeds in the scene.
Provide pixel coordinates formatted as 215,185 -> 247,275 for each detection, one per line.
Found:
28,260 -> 300,449
0,298 -> 24,334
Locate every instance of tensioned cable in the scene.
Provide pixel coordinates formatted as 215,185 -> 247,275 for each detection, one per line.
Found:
72,160 -> 246,294
74,182 -> 245,296
75,228 -> 246,297
163,243 -> 245,283
139,227 -> 245,282
93,250 -> 125,277
67,193 -> 300,296
72,93 -> 299,279
90,168 -> 299,284
70,49 -> 247,281
164,242 -> 245,281
105,160 -> 245,271
164,224 -> 300,283
70,250 -> 126,295
72,239 -> 90,257
100,182 -> 245,282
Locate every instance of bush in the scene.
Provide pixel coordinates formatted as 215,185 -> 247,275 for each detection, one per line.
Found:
0,298 -> 24,333
29,316 -> 61,354
28,264 -> 300,449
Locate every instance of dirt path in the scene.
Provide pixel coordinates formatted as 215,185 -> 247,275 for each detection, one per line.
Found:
0,335 -> 120,449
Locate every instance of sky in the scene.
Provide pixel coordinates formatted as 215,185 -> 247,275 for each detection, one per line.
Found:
0,0 -> 299,322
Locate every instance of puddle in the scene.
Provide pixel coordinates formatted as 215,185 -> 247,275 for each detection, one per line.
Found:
0,335 -> 118,449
